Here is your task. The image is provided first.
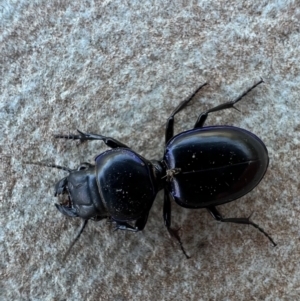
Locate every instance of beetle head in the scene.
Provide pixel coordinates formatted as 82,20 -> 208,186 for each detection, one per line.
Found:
26,160 -> 108,259
54,162 -> 107,220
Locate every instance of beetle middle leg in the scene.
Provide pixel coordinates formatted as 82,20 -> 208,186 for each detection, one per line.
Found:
55,129 -> 129,149
207,205 -> 276,246
163,189 -> 190,259
194,79 -> 264,128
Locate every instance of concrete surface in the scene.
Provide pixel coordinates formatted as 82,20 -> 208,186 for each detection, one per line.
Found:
1,0 -> 300,300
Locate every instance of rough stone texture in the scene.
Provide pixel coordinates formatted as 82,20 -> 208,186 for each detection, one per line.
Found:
1,1 -> 299,300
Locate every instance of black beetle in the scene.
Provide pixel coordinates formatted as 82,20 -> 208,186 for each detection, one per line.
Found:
29,79 -> 276,258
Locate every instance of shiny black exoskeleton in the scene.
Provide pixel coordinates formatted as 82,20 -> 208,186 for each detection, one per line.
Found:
31,79 -> 276,258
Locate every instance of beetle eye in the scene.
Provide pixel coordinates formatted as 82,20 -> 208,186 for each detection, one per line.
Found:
78,164 -> 88,171
77,162 -> 93,171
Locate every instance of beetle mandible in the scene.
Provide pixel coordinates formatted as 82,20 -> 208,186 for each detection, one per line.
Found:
29,79 -> 276,258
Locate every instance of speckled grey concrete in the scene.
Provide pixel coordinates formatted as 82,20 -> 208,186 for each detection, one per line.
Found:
1,1 -> 300,300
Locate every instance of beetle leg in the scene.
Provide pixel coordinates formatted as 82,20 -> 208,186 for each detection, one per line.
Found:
55,129 -> 129,149
165,83 -> 208,144
112,213 -> 149,232
163,189 -> 172,228
206,205 -> 276,246
113,222 -> 139,232
135,212 -> 149,231
194,79 -> 264,128
163,189 -> 190,259
63,219 -> 88,260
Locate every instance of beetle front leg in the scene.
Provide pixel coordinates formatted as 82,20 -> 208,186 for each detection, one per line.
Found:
113,222 -> 139,232
55,129 -> 129,149
194,79 -> 264,128
112,212 -> 149,232
207,205 -> 276,246
63,219 -> 88,260
164,189 -> 190,259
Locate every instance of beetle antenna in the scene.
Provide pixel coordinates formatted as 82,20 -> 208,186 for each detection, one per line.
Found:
63,219 -> 88,260
24,161 -> 72,173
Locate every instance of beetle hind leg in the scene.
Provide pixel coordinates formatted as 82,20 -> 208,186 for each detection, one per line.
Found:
165,82 -> 208,144
207,206 -> 276,246
164,189 -> 190,259
194,78 -> 264,128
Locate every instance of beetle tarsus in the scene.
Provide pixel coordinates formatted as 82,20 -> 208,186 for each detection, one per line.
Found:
63,219 -> 88,261
163,189 -> 190,258
168,227 -> 191,259
113,221 -> 139,232
55,129 -> 129,149
207,206 -> 276,246
221,217 -> 277,247
194,79 -> 264,128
